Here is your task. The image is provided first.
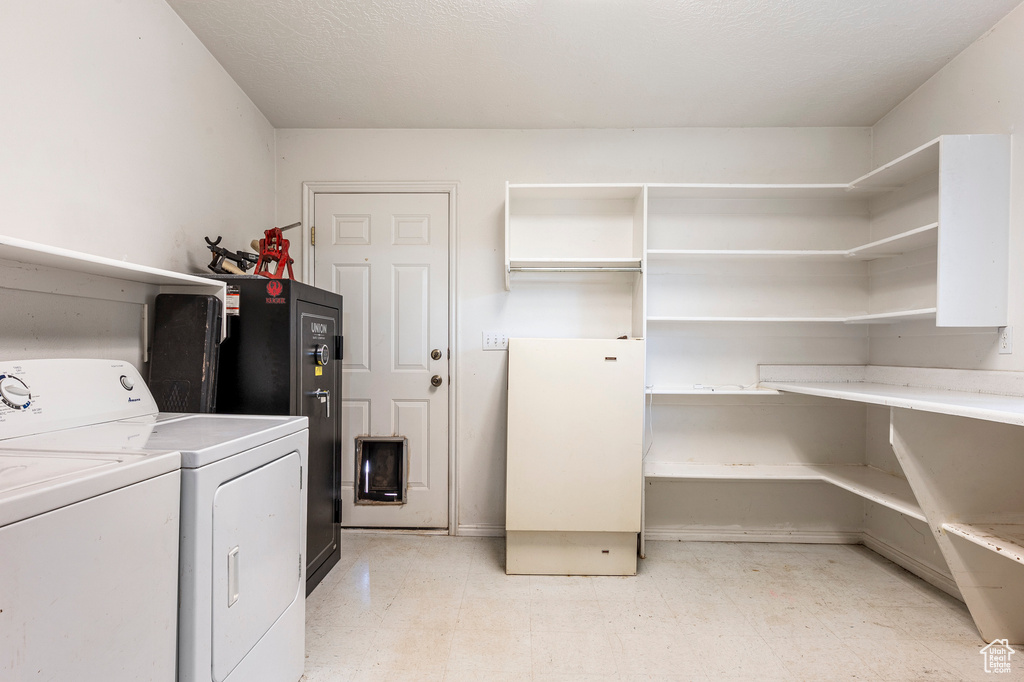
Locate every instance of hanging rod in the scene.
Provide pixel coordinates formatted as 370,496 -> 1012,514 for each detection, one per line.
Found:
509,267 -> 642,273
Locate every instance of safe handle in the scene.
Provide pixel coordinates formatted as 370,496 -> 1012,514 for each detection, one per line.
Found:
311,388 -> 331,418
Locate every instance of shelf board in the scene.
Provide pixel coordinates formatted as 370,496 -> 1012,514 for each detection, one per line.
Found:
848,138 -> 941,191
647,309 -> 936,325
818,465 -> 925,521
647,315 -> 847,323
647,183 -> 854,199
0,234 -> 225,290
646,223 -> 939,262
844,308 -> 937,324
0,235 -> 228,343
846,223 -> 939,260
508,183 -> 644,201
648,249 -> 850,259
644,462 -> 924,521
646,387 -> 781,396
508,257 -> 642,270
760,379 -> 1024,427
943,523 -> 1024,563
645,462 -> 821,481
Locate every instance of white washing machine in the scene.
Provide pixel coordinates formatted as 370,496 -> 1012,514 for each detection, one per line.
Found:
0,359 -> 309,682
0,361 -> 181,681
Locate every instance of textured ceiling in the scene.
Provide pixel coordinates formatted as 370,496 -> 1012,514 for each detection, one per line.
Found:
166,0 -> 1022,128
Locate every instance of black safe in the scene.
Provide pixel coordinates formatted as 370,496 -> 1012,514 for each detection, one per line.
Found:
210,275 -> 343,596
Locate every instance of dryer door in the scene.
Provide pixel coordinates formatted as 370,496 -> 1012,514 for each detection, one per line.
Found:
211,451 -> 302,682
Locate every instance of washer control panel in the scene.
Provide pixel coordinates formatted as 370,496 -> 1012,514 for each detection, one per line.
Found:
0,374 -> 31,410
0,359 -> 158,440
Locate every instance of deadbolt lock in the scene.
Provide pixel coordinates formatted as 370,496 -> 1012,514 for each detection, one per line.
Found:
431,349 -> 442,361
431,375 -> 443,387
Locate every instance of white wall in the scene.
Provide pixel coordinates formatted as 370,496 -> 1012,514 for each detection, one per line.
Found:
869,2 -> 1024,370
0,0 -> 275,364
275,127 -> 871,532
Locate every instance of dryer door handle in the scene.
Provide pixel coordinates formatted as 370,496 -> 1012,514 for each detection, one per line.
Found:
227,546 -> 240,607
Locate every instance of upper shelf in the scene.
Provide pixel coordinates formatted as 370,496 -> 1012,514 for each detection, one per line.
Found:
0,234 -> 227,339
648,223 -> 938,262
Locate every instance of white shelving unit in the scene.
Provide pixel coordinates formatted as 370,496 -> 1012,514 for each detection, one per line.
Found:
504,183 -> 646,338
506,135 -> 1012,640
0,235 -> 228,353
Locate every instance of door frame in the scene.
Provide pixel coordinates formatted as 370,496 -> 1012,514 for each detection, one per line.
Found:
301,181 -> 460,535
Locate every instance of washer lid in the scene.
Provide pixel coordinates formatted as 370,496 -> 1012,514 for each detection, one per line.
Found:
4,414 -> 307,468
0,450 -> 180,527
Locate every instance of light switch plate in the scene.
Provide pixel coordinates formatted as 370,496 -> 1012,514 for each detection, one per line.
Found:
483,331 -> 508,351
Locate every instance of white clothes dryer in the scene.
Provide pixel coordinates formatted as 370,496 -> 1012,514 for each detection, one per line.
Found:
0,359 -> 309,682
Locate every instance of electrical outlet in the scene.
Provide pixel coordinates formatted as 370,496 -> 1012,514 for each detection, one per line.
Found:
482,331 -> 508,351
999,326 -> 1013,354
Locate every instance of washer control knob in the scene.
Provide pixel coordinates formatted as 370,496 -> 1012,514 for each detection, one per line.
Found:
120,375 -> 134,391
0,375 -> 32,410
314,344 -> 330,367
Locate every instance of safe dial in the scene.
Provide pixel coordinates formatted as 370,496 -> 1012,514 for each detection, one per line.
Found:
314,344 -> 330,367
0,375 -> 32,410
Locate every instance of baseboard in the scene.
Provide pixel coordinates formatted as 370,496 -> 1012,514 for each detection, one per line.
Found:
341,527 -> 448,536
643,527 -> 862,544
862,531 -> 962,601
456,524 -> 506,537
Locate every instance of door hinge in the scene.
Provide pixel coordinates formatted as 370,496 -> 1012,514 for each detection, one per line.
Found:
311,225 -> 315,246
335,335 -> 344,361
299,465 -> 303,490
299,553 -> 303,579
334,495 -> 341,524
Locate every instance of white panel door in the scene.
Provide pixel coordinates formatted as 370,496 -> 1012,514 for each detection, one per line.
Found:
314,193 -> 449,528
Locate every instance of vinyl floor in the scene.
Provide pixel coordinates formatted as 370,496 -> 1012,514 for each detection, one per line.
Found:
302,532 -> 1022,681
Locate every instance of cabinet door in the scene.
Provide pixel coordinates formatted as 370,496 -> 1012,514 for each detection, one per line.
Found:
506,338 -> 645,532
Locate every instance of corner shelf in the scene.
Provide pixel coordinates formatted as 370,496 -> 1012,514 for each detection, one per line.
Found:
643,462 -> 924,521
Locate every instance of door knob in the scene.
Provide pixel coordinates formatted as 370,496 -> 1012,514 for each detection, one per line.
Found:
431,348 -> 442,361
431,375 -> 443,387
